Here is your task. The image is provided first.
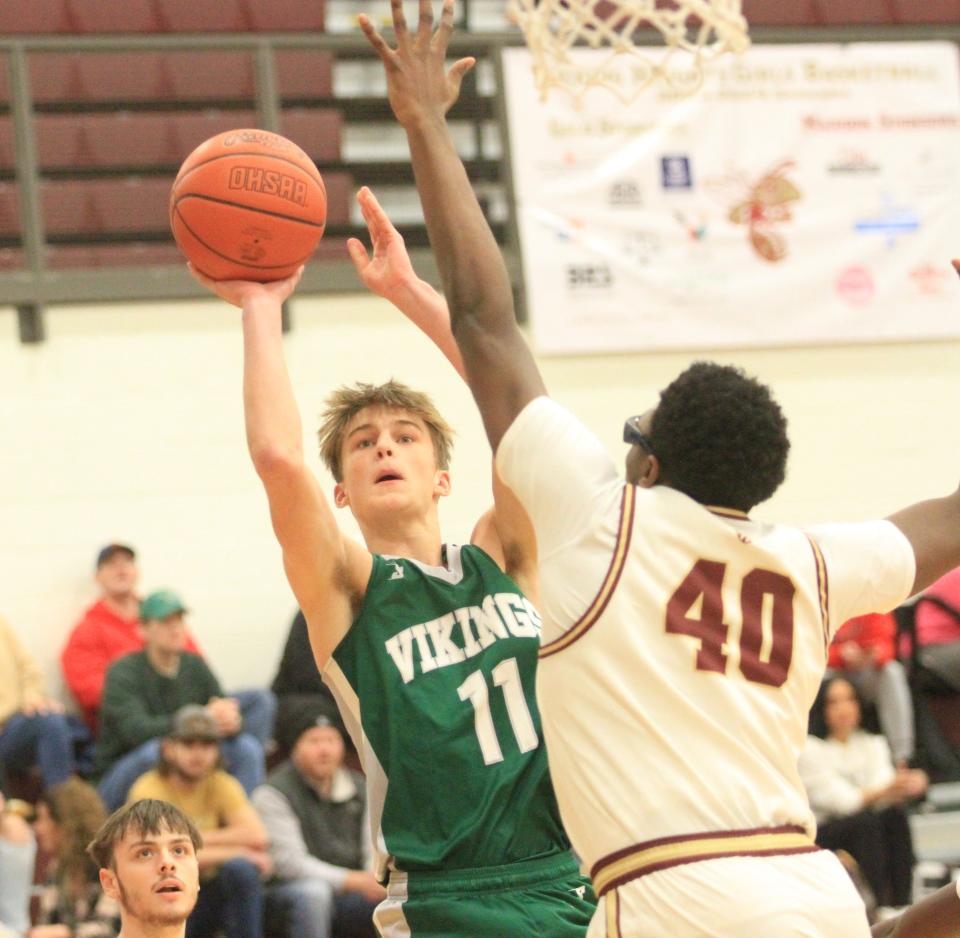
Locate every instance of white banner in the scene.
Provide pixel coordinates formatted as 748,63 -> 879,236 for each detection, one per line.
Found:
501,43 -> 960,354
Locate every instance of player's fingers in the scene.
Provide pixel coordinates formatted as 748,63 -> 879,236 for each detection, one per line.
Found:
389,0 -> 410,46
435,0 -> 455,45
418,0 -> 434,38
346,238 -> 370,273
447,56 -> 475,95
358,186 -> 393,239
358,14 -> 394,62
952,259 -> 959,278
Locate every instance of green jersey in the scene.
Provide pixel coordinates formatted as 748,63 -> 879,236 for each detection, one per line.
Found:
324,544 -> 571,877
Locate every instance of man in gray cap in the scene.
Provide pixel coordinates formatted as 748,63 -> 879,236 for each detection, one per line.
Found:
128,705 -> 270,938
254,704 -> 383,938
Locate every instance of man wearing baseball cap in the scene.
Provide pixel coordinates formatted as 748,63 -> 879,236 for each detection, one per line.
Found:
254,703 -> 382,938
94,589 -> 265,810
128,705 -> 270,938
60,544 -> 275,749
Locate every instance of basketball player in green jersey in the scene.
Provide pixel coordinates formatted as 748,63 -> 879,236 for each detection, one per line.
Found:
188,240 -> 594,933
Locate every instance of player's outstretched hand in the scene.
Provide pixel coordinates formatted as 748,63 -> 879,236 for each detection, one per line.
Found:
347,186 -> 417,303
188,263 -> 304,310
359,0 -> 475,128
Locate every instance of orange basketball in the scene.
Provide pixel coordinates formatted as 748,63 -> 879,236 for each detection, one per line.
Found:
170,128 -> 327,282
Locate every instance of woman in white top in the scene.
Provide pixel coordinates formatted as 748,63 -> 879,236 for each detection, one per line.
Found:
800,676 -> 927,910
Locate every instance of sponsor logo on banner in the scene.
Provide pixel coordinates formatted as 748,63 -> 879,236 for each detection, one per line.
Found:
621,231 -> 663,265
836,266 -> 875,306
566,263 -> 614,289
828,150 -> 881,174
910,264 -> 952,295
608,180 -> 643,206
854,198 -> 920,247
660,155 -> 693,190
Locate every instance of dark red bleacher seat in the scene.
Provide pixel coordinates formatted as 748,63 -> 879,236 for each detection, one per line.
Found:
276,50 -> 335,99
69,0 -> 162,32
160,50 -> 257,100
0,0 -> 75,33
244,0 -> 326,32
808,0 -> 894,24
156,0 -> 252,32
891,0 -> 960,21
0,117 -> 15,172
42,176 -> 174,235
321,171 -> 354,226
0,246 -> 24,271
281,109 -> 343,162
0,54 -> 9,104
0,183 -> 21,236
741,0 -> 819,26
34,111 -> 259,169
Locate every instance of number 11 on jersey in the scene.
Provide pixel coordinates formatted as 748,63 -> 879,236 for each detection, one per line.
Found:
457,657 -> 539,765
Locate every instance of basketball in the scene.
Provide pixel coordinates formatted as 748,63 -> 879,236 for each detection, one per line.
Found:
170,128 -> 327,282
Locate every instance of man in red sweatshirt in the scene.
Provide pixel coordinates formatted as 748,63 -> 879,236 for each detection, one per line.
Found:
61,545 -> 201,729
61,543 -> 275,748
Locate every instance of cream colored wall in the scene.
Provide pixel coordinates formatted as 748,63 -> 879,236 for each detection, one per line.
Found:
1,292 -> 958,701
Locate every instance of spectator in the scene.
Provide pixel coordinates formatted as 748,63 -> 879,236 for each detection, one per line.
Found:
29,778 -> 120,938
912,566 -> 960,691
0,791 -> 36,938
61,544 -> 275,744
94,590 -> 265,809
270,612 -> 342,759
86,799 -> 201,938
254,708 -> 382,938
0,614 -> 90,791
799,676 -> 927,912
128,706 -> 269,938
828,612 -> 916,765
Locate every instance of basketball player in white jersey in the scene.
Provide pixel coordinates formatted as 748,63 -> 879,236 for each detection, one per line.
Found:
360,2 -> 960,933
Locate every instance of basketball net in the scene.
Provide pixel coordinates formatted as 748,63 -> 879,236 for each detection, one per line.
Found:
509,0 -> 751,105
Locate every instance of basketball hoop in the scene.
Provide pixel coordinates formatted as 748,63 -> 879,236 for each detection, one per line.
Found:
509,0 -> 751,105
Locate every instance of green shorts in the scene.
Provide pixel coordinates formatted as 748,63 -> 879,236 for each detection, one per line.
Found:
375,852 -> 596,937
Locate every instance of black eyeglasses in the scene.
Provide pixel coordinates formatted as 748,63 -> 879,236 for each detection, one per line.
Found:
623,416 -> 655,455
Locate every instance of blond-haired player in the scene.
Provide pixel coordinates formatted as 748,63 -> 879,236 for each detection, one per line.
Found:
359,0 -> 960,934
188,217 -> 595,931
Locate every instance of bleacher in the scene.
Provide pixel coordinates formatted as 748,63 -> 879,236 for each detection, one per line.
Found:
1,0 -> 957,340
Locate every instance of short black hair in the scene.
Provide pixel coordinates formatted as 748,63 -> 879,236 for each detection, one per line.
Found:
86,799 -> 202,870
649,361 -> 789,512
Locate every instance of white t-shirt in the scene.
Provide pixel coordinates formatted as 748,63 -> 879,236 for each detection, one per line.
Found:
799,731 -> 897,824
496,396 -> 916,872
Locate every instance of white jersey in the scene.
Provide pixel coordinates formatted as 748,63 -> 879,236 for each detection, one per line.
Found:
497,396 -> 915,886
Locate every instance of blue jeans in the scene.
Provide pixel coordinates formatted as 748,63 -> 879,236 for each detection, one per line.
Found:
187,857 -> 263,938
0,711 -> 81,788
0,834 -> 36,934
98,731 -> 265,810
234,688 -> 277,747
265,879 -> 378,938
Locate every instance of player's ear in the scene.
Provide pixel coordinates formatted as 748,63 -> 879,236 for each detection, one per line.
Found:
637,455 -> 660,488
333,483 -> 349,508
434,470 -> 452,499
99,867 -> 119,901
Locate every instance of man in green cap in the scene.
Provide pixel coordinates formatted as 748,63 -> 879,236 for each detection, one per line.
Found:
94,588 -> 265,810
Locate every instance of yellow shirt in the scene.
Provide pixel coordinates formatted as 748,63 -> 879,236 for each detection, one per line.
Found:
0,616 -> 46,728
128,769 -> 248,833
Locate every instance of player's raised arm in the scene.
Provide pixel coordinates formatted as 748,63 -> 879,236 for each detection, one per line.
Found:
359,0 -> 546,452
349,185 -> 539,597
189,265 -> 369,665
886,487 -> 960,595
348,185 -> 466,379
